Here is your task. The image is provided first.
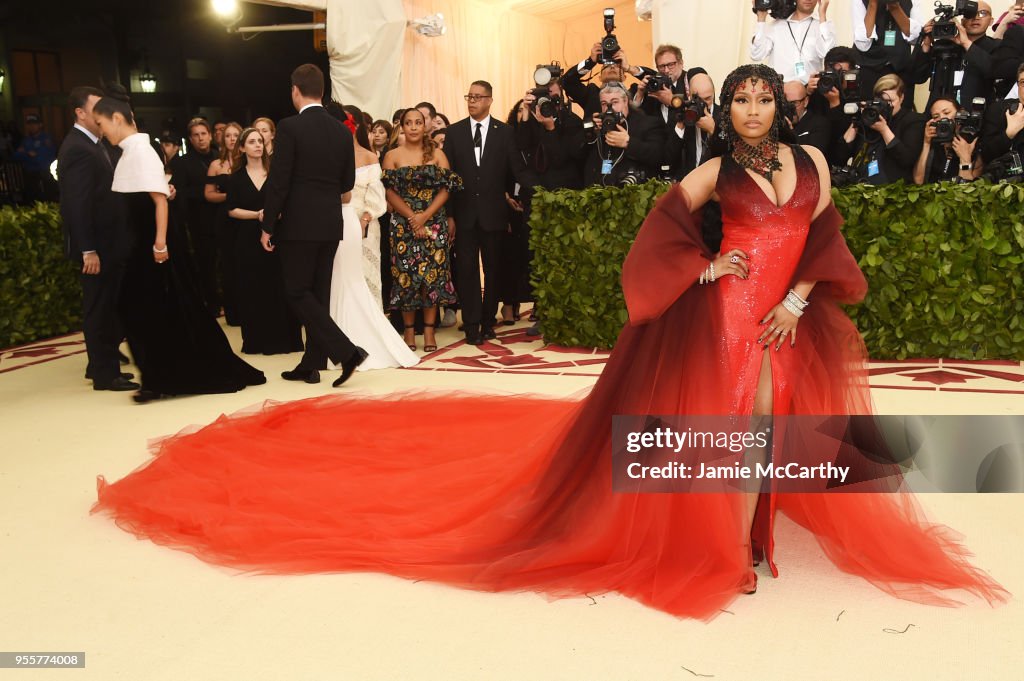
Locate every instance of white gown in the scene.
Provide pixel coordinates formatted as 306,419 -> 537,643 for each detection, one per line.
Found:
352,164 -> 386,310
329,165 -> 419,371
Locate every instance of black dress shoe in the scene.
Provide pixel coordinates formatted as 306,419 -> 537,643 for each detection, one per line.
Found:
281,368 -> 320,384
333,347 -> 368,387
94,376 -> 141,392
465,333 -> 482,346
86,369 -> 134,381
132,389 -> 161,403
118,350 -> 131,365
481,327 -> 497,341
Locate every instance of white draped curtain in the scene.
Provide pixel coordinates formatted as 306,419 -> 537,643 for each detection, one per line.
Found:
261,0 -> 914,121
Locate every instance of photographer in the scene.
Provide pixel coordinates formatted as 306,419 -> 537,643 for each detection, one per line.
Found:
980,63 -> 1024,163
632,45 -> 700,118
785,81 -> 832,151
750,0 -> 836,83
561,45 -> 645,120
583,82 -> 664,187
913,97 -> 983,183
663,72 -> 720,178
830,73 -> 927,184
515,82 -> 586,192
853,0 -> 927,102
910,2 -> 999,104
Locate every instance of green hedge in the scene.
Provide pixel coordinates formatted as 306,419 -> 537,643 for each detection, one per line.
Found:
0,203 -> 82,348
530,180 -> 1024,359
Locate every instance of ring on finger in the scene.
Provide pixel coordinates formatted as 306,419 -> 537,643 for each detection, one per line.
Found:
730,255 -> 740,263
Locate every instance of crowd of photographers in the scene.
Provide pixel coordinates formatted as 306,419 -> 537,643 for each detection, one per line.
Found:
509,0 -> 1024,195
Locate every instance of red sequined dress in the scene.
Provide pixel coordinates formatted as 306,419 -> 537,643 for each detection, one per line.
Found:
94,145 -> 1007,619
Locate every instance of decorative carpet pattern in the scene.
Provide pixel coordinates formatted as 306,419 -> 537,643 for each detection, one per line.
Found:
6,325 -> 1024,395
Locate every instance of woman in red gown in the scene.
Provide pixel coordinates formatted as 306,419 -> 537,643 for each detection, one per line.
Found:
94,65 -> 1007,619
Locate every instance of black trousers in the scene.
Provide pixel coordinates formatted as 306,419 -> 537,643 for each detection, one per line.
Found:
80,260 -> 126,385
277,240 -> 356,370
455,223 -> 503,333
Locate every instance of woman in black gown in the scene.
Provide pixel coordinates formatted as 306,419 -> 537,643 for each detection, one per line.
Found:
92,88 -> 265,402
226,127 -> 302,355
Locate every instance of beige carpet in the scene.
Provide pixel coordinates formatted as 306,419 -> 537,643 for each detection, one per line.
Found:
1,314 -> 1020,680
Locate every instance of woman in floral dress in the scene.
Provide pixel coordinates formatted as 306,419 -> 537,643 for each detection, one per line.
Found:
382,108 -> 461,352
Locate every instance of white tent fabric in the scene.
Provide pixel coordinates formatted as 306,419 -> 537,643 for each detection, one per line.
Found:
325,0 -> 406,120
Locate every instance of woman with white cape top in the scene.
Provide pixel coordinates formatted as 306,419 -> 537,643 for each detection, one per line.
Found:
327,104 -> 419,371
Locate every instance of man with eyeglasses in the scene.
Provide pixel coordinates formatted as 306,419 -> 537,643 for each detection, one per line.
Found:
444,80 -> 525,345
910,1 -> 999,104
784,81 -> 832,153
750,0 -> 835,84
582,82 -> 664,187
980,64 -> 1024,164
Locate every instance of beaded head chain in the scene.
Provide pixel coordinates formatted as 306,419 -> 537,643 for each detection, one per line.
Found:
718,64 -> 787,181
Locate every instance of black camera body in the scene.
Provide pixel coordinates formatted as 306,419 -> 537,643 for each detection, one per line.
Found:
931,117 -> 956,144
861,99 -> 893,126
646,73 -> 673,93
830,164 -> 864,188
982,151 -> 1024,182
955,97 -> 986,143
932,0 -> 979,49
600,109 -> 626,132
752,0 -> 798,20
601,8 -> 620,64
536,93 -> 562,118
819,68 -> 862,103
669,94 -> 707,127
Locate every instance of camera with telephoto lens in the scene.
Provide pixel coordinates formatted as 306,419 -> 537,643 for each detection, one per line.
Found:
619,166 -> 648,185
861,99 -> 893,126
601,8 -> 620,64
646,73 -> 673,93
932,0 -> 979,48
955,97 -> 986,143
931,117 -> 956,144
669,94 -> 707,126
752,0 -> 798,20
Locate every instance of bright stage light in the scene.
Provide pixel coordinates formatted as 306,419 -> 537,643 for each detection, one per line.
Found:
212,0 -> 239,17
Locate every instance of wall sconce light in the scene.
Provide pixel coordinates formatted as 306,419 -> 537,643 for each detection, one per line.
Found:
140,70 -> 157,93
0,67 -> 6,95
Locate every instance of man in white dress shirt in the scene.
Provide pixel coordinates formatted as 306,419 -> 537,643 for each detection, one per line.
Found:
750,0 -> 836,84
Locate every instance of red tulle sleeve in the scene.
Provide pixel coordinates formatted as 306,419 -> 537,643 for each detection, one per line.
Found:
621,186 -> 711,325
791,202 -> 867,305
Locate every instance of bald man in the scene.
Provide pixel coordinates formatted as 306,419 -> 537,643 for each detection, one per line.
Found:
911,0 -> 1000,104
784,80 -> 832,153
664,71 -> 719,179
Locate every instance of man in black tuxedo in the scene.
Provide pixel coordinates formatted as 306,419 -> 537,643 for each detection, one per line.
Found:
260,64 -> 366,387
663,72 -> 719,179
58,86 -> 137,392
784,81 -> 831,153
444,79 -> 523,344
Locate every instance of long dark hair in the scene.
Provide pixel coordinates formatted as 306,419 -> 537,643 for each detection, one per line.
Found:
342,104 -> 371,149
705,64 -> 796,160
234,127 -> 270,173
93,82 -> 134,125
